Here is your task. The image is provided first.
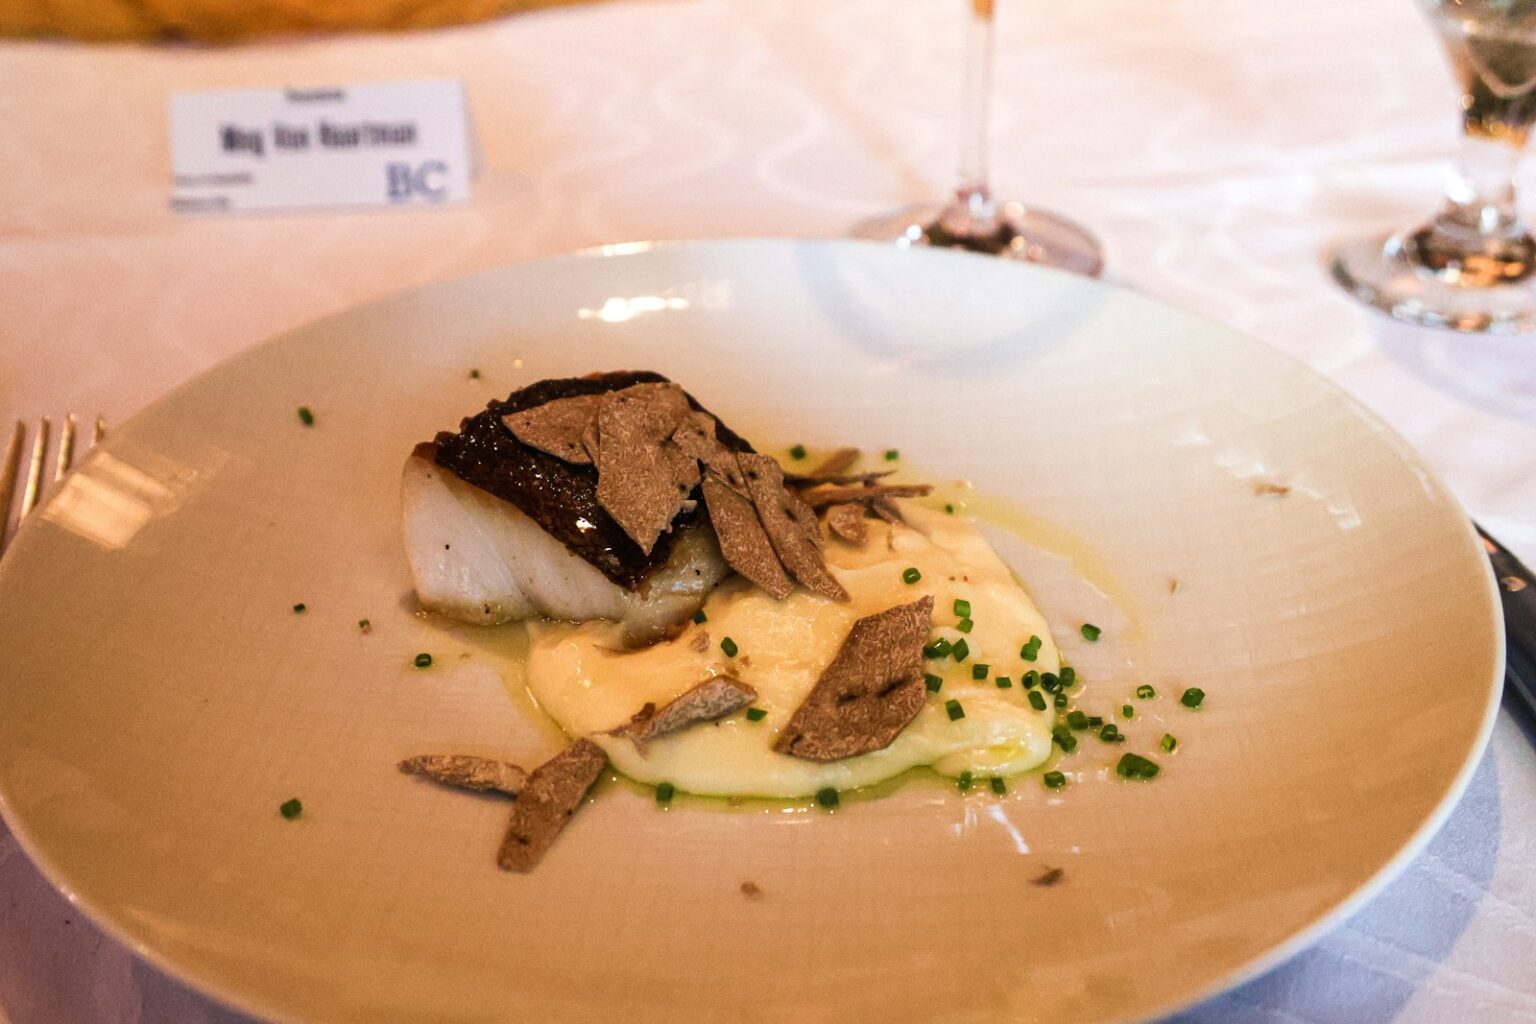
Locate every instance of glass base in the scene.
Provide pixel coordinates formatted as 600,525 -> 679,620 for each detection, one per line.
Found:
1328,230 -> 1536,334
852,200 -> 1103,277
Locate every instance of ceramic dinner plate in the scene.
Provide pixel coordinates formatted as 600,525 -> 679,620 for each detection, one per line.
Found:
0,240 -> 1503,1024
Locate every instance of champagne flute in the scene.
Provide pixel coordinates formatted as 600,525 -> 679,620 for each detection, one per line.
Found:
852,0 -> 1103,276
1329,0 -> 1536,332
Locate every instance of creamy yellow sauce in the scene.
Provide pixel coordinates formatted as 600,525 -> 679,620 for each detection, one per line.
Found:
524,504 -> 1061,797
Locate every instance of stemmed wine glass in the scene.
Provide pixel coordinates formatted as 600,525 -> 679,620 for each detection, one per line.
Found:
1329,0 -> 1536,332
852,0 -> 1104,276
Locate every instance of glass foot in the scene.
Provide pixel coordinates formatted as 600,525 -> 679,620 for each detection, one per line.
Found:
1328,230 -> 1536,334
852,200 -> 1104,277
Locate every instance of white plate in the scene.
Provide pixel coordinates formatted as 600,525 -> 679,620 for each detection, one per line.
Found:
0,240 -> 1503,1024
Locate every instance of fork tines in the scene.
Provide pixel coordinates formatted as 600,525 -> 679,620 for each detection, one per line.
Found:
1,415 -> 106,554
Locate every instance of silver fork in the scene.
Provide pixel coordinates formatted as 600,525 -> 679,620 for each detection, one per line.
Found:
0,415 -> 106,555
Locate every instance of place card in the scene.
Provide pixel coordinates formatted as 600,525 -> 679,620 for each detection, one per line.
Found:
169,80 -> 474,213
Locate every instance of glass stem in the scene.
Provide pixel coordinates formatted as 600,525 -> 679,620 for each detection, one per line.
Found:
943,0 -> 999,235
1435,124 -> 1526,240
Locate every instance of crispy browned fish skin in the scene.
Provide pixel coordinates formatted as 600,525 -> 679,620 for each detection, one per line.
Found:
398,754 -> 528,797
606,676 -> 758,752
432,371 -> 751,590
775,596 -> 934,761
498,739 -> 608,872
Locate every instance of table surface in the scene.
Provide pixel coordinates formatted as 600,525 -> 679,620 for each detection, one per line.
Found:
2,0 -> 1535,1021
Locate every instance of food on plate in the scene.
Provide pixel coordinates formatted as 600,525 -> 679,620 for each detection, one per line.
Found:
400,371 -> 1070,866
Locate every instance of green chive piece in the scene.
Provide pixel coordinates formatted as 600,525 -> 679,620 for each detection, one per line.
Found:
297,406 -> 314,427
945,503 -> 956,514
1028,690 -> 1047,711
1020,636 -> 1041,661
1041,672 -> 1062,693
413,652 -> 432,668
692,609 -> 707,624
972,663 -> 989,680
1122,704 -> 1134,719
1022,670 -> 1039,689
925,673 -> 943,693
951,638 -> 969,662
956,617 -> 974,634
902,567 -> 922,584
953,598 -> 971,618
721,637 -> 739,658
1116,753 -> 1160,780
1054,692 -> 1068,709
816,787 -> 840,809
357,619 -> 371,632
957,770 -> 974,791
292,603 -> 306,613
1052,726 -> 1078,752
995,676 -> 1013,689
469,368 -> 481,379
1181,687 -> 1206,708
1081,623 -> 1102,641
1099,724 -> 1123,743
884,449 -> 899,461
1136,684 -> 1156,699
1066,710 -> 1089,730
279,798 -> 302,820
1161,733 -> 1178,753
1042,771 -> 1066,790
655,782 -> 676,804
789,444 -> 807,460
745,707 -> 768,722
945,699 -> 965,721
990,777 -> 1006,795
1059,666 -> 1077,687
1087,715 -> 1104,728
924,638 -> 952,659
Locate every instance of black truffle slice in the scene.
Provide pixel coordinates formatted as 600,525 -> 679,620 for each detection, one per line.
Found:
701,472 -> 795,599
498,739 -> 608,872
739,453 -> 848,602
607,676 -> 758,752
398,754 -> 527,797
774,596 -> 934,762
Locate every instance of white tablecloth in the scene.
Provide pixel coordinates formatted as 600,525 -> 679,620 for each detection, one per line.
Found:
2,0 -> 1535,1020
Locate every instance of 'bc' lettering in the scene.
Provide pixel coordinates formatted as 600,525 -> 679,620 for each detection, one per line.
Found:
386,161 -> 449,202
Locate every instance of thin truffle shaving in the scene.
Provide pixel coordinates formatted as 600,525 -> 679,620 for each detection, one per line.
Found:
774,596 -> 934,762
399,754 -> 527,797
701,473 -> 795,598
797,482 -> 934,508
498,739 -> 608,872
739,453 -> 848,602
824,503 -> 868,545
594,384 -> 701,555
502,394 -> 602,465
607,676 -> 758,752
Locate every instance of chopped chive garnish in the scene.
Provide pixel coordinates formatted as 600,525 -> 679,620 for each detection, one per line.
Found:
1099,724 -> 1124,743
1080,623 -> 1102,641
1066,710 -> 1089,730
413,652 -> 432,668
1042,771 -> 1066,790
1116,753 -> 1160,780
693,609 -> 707,624
789,444 -> 807,460
296,406 -> 314,427
944,503 -> 955,514
996,675 -> 1013,689
1028,690 -> 1047,711
925,673 -> 943,693
1022,670 -> 1039,689
1053,692 -> 1068,708
1052,726 -> 1078,752
292,603 -> 306,613
469,368 -> 481,379
279,798 -> 302,819
924,638 -> 953,659
1122,704 -> 1134,719
902,567 -> 922,584
745,707 -> 768,722
951,638 -> 969,662
815,787 -> 840,809
957,770 -> 974,791
1040,672 -> 1062,693
884,449 -> 899,461
990,777 -> 1006,795
945,699 -> 965,721
655,782 -> 675,804
357,619 -> 371,632
1181,687 -> 1206,708
953,598 -> 971,618
972,663 -> 989,680
1059,666 -> 1076,686
1161,733 -> 1178,752
956,617 -> 974,634
721,636 -> 739,658
1087,715 -> 1104,728
1136,684 -> 1156,699
1020,636 -> 1041,661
